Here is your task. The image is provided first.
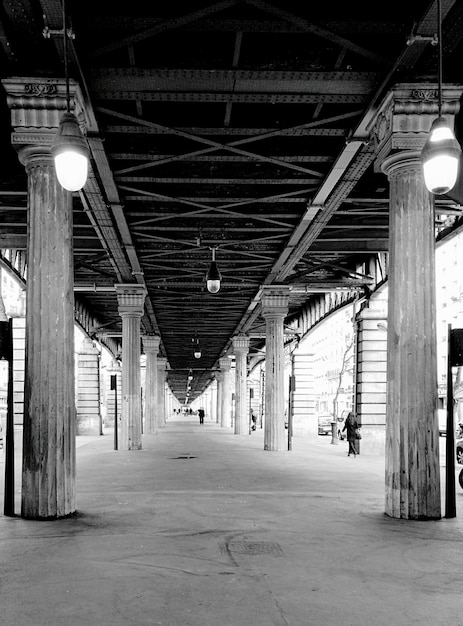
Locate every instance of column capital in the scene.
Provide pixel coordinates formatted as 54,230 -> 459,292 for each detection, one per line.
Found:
215,371 -> 224,383
115,283 -> 147,317
142,334 -> 161,354
260,286 -> 290,319
369,82 -> 463,170
157,357 -> 168,369
232,334 -> 250,354
380,151 -> 423,180
1,77 -> 88,156
219,356 -> 232,371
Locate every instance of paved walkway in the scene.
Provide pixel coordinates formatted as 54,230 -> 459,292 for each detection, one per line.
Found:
0,414 -> 462,626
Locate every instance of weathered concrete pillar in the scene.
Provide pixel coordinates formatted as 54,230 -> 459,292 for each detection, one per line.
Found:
219,356 -> 232,428
76,337 -> 102,435
2,77 -> 84,518
261,287 -> 289,451
157,357 -> 168,428
142,334 -> 160,434
115,284 -> 146,450
373,83 -> 462,519
232,334 -> 250,435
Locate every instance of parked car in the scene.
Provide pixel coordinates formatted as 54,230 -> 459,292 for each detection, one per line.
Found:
317,414 -> 332,436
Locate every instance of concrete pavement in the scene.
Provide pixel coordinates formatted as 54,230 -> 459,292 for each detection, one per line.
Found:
0,414 -> 462,625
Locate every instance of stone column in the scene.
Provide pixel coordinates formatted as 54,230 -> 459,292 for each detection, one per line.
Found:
76,337 -> 102,435
157,357 -> 168,428
219,356 -> 232,428
22,148 -> 76,518
210,379 -> 217,423
2,78 -> 86,519
142,334 -> 160,435
215,371 -> 224,425
115,284 -> 146,450
261,287 -> 290,451
373,84 -> 462,519
232,334 -> 250,435
166,385 -> 172,419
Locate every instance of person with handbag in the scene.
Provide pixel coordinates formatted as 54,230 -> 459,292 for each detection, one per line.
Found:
342,411 -> 361,457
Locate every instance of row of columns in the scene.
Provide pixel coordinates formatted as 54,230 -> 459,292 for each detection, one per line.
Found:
77,302 -> 169,445
3,76 -> 461,521
215,289 -> 289,451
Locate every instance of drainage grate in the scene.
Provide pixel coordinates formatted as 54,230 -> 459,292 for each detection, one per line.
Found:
226,541 -> 284,557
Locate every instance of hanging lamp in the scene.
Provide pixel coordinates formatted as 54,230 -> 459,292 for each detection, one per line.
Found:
51,0 -> 89,192
421,0 -> 461,195
206,247 -> 222,294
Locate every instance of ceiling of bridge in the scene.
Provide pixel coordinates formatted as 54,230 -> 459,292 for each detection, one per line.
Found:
1,1 -> 463,403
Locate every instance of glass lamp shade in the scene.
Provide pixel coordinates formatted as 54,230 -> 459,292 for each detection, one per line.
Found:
51,112 -> 89,191
421,117 -> 461,195
194,350 -> 202,359
207,279 -> 221,293
206,261 -> 221,293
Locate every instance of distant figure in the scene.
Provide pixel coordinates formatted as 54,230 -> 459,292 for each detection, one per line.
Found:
250,409 -> 257,431
198,408 -> 205,424
342,411 -> 360,457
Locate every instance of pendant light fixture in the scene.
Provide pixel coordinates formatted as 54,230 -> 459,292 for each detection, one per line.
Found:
192,336 -> 201,359
421,0 -> 461,195
206,247 -> 222,294
51,0 -> 89,192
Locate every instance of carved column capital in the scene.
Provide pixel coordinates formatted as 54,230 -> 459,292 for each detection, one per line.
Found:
1,77 -> 88,156
232,334 -> 250,355
115,284 -> 147,317
380,151 -> 423,181
157,357 -> 168,370
219,356 -> 232,371
368,82 -> 463,171
260,286 -> 290,319
142,334 -> 161,354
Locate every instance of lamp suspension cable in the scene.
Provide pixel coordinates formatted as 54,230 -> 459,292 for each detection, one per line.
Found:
420,0 -> 461,195
437,0 -> 443,118
63,1 -> 70,114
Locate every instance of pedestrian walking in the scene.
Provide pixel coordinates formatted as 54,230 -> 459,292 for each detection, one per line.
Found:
198,407 -> 205,424
342,411 -> 361,457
